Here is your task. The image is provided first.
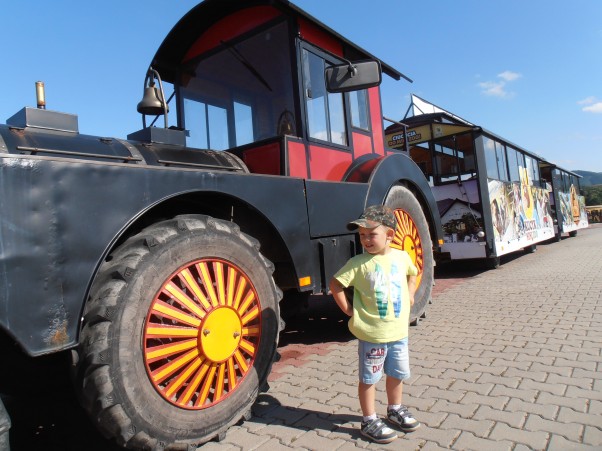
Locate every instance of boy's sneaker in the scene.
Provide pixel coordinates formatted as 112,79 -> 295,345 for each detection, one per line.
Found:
387,405 -> 421,432
360,418 -> 398,444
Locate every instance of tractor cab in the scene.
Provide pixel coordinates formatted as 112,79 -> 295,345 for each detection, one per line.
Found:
142,0 -> 407,181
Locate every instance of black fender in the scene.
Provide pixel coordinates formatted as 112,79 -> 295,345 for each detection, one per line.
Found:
347,152 -> 443,248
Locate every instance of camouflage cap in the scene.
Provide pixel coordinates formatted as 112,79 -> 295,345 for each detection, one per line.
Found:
347,205 -> 397,231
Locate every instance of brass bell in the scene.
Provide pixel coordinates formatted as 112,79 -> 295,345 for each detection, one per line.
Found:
137,85 -> 168,116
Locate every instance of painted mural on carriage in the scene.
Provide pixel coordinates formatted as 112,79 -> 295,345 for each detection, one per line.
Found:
557,184 -> 589,231
489,167 -> 554,255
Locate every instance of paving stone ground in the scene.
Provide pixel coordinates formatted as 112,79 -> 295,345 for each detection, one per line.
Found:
203,224 -> 602,450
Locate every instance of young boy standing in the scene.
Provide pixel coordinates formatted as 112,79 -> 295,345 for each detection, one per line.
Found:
330,205 -> 421,444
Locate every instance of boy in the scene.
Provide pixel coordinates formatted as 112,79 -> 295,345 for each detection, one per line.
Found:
330,205 -> 420,444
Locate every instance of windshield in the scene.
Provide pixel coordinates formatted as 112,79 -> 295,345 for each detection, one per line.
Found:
178,21 -> 295,150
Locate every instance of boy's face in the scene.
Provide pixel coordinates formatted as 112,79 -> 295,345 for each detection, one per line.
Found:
358,222 -> 394,255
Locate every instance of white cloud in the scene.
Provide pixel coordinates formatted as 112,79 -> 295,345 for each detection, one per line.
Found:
583,102 -> 602,114
578,96 -> 602,113
498,71 -> 522,82
578,96 -> 596,105
479,81 -> 508,97
478,70 -> 522,98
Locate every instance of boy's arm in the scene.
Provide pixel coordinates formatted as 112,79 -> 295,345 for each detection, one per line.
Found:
407,275 -> 417,306
329,278 -> 353,317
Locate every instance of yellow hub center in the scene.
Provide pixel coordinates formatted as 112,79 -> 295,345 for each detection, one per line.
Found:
199,307 -> 242,363
403,236 -> 416,260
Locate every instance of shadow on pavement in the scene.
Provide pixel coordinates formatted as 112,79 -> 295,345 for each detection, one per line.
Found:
278,295 -> 354,347
252,393 -> 362,440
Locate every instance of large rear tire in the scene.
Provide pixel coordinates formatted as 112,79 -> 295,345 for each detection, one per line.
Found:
385,185 -> 434,325
76,215 -> 281,450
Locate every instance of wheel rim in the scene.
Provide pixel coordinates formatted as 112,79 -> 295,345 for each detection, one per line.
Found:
143,258 -> 261,410
390,208 -> 424,288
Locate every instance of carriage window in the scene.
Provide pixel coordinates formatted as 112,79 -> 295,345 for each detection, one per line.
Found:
507,146 -> 522,182
483,137 -> 509,181
525,155 -> 540,186
495,141 -> 509,182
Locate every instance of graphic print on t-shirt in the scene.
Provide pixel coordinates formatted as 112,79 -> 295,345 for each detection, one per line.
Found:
367,262 -> 403,319
390,262 -> 403,317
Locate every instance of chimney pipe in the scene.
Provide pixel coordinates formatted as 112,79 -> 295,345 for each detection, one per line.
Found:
36,81 -> 46,109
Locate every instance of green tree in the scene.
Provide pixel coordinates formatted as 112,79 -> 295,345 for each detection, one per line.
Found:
583,185 -> 602,205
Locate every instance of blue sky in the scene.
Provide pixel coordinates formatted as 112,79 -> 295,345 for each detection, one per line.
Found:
1,1 -> 601,172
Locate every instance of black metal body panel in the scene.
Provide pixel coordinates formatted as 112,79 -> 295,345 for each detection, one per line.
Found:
0,153 -> 313,356
305,181 -> 368,237
7,107 -> 79,133
0,124 -> 247,172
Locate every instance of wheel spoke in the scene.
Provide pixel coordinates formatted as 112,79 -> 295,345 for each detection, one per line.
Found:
197,262 -> 219,307
179,361 -> 211,406
238,338 -> 255,355
196,364 -> 218,407
165,357 -> 202,399
178,268 -> 211,311
146,338 -> 198,363
233,349 -> 249,372
238,291 -> 256,316
241,305 -> 259,325
152,348 -> 199,384
242,325 -> 260,336
214,261 -> 226,306
215,363 -> 226,400
227,356 -> 237,391
151,300 -> 201,327
233,278 -> 247,309
145,325 -> 198,338
226,266 -> 237,306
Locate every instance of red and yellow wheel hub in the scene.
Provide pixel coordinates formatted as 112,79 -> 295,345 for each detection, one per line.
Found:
390,208 -> 424,288
143,258 -> 261,409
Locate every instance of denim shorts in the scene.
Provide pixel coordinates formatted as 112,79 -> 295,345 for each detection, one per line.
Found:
358,338 -> 410,384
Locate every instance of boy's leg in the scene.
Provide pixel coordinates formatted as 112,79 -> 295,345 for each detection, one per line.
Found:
358,382 -> 376,417
383,339 -> 421,432
359,382 -> 397,444
357,341 -> 398,444
385,375 -> 403,406
358,340 -> 383,417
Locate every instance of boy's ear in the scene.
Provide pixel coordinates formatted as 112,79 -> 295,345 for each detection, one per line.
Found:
386,227 -> 395,239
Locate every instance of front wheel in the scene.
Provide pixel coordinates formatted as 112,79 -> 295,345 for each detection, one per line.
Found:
76,215 -> 281,450
384,185 -> 434,325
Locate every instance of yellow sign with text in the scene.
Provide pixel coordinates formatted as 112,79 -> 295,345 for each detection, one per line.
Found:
386,123 -> 472,149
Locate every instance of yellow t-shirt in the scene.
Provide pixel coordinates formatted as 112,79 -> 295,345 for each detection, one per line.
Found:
334,249 -> 418,343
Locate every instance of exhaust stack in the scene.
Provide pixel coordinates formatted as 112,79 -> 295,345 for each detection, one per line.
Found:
35,81 -> 46,109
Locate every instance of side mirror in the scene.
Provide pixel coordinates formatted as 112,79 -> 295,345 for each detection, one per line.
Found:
325,60 -> 382,93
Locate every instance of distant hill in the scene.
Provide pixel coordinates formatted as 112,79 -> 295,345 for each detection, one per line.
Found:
574,170 -> 602,187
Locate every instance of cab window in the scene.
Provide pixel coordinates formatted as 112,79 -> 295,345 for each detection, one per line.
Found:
302,47 -> 347,146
